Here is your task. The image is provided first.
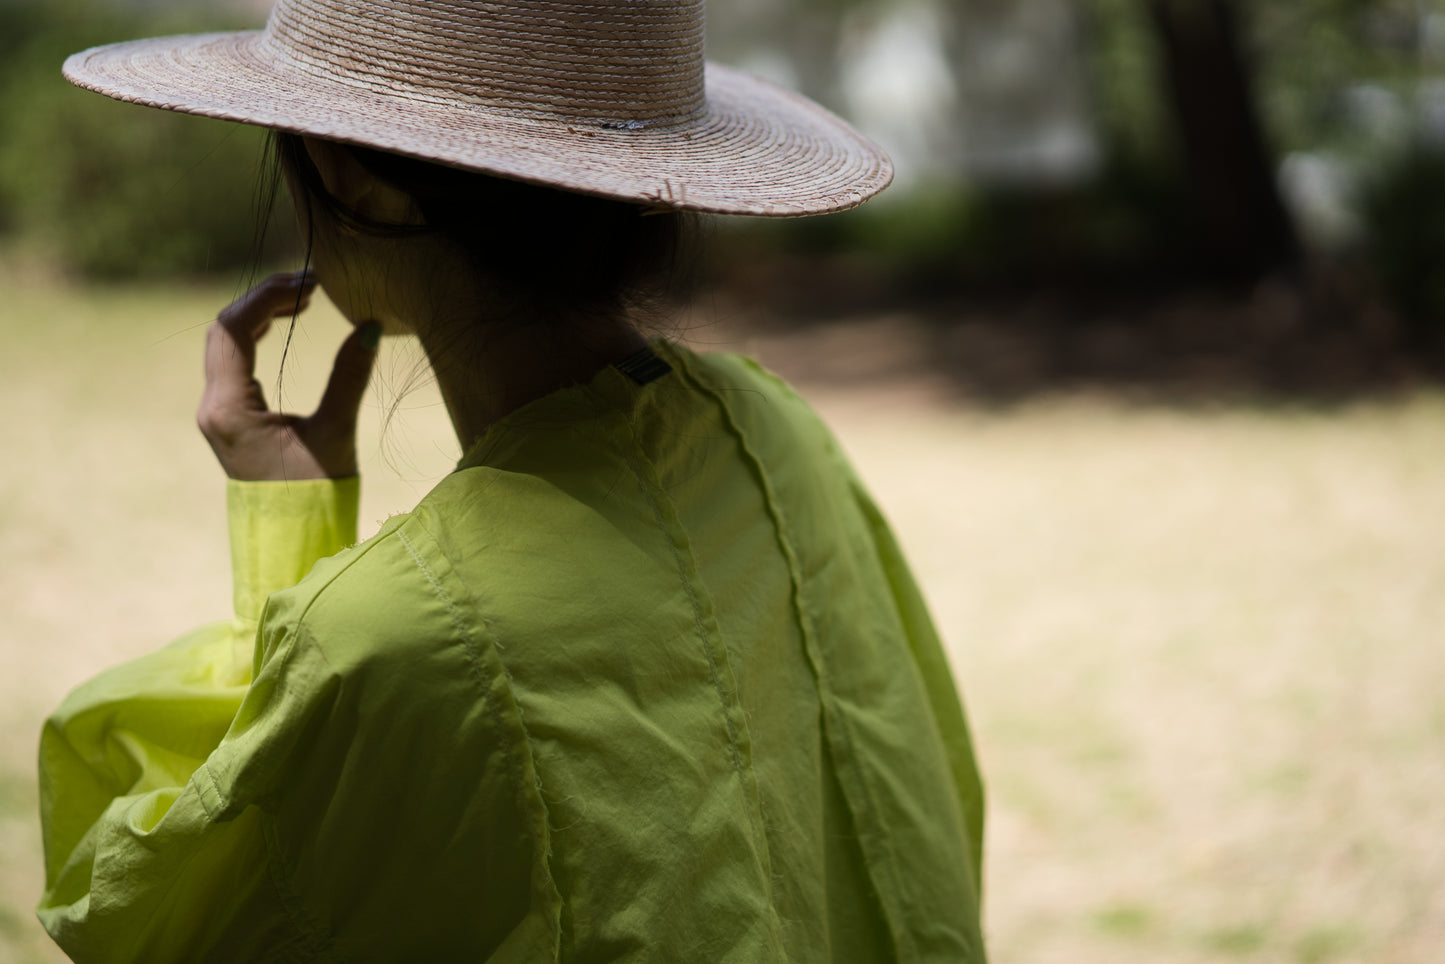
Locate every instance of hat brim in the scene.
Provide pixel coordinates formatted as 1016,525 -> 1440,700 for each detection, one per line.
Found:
63,32 -> 892,217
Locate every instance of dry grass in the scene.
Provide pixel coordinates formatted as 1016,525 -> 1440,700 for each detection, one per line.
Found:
3,269 -> 1443,963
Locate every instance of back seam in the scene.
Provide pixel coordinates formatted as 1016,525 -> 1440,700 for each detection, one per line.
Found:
670,351 -> 921,961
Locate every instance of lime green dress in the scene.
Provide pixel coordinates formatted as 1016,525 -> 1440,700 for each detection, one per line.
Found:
38,344 -> 986,962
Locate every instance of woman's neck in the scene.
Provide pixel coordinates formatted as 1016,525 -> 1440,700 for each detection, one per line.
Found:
339,234 -> 648,454
417,309 -> 648,455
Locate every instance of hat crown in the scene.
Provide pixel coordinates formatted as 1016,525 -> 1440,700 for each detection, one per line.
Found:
262,0 -> 706,127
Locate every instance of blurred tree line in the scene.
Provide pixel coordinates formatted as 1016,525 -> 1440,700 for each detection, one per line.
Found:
710,0 -> 1445,347
0,0 -> 288,276
3,0 -> 1445,343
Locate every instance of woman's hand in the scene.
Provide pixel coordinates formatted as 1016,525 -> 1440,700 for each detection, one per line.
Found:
198,271 -> 380,481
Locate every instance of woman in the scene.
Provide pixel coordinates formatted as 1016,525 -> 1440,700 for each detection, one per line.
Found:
41,1 -> 986,961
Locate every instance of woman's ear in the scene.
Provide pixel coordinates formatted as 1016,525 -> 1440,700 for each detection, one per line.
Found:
302,137 -> 369,207
302,136 -> 420,225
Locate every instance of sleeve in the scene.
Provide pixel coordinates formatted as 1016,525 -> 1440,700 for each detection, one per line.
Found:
36,477 -> 359,964
729,353 -> 987,896
848,479 -> 987,897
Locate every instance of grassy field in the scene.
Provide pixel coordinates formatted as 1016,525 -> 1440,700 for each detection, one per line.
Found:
2,266 -> 1443,962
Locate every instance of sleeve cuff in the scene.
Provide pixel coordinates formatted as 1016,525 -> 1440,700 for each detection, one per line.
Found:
227,477 -> 360,623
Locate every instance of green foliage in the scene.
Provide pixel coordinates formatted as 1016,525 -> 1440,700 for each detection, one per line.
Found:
0,0 -> 293,278
1086,0 -> 1175,170
1253,0 -> 1425,158
1088,0 -> 1421,163
1361,141 -> 1445,339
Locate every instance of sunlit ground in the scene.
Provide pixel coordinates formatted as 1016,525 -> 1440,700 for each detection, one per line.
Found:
2,264 -> 1442,963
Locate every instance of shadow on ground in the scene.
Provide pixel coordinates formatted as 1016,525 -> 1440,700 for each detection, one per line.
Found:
701,255 -> 1444,406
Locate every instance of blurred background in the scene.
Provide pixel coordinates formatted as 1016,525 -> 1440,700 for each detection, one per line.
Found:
2,0 -> 1444,961
9,0 -> 1445,382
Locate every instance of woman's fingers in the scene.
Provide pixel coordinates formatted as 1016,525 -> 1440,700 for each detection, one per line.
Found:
201,321 -> 265,426
216,270 -> 315,335
199,271 -> 323,480
203,271 -> 315,415
301,322 -> 381,478
312,322 -> 381,435
196,272 -> 379,481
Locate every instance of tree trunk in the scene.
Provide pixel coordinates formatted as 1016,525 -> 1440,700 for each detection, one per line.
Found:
1147,0 -> 1301,281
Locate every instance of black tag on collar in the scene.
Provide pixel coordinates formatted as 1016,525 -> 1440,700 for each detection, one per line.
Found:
613,345 -> 673,386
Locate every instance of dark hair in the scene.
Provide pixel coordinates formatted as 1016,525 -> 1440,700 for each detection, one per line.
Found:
268,131 -> 692,330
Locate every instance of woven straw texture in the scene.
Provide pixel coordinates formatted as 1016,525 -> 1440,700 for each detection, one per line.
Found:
63,0 -> 892,216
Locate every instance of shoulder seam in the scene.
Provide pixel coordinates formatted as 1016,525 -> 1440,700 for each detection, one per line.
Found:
256,517 -> 409,664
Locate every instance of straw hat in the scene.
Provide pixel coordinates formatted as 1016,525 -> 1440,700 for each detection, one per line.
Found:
62,0 -> 892,217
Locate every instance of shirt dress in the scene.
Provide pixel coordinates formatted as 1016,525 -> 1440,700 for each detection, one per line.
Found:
37,342 -> 987,962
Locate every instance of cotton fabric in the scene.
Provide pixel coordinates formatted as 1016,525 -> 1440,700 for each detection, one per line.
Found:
38,343 -> 985,962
